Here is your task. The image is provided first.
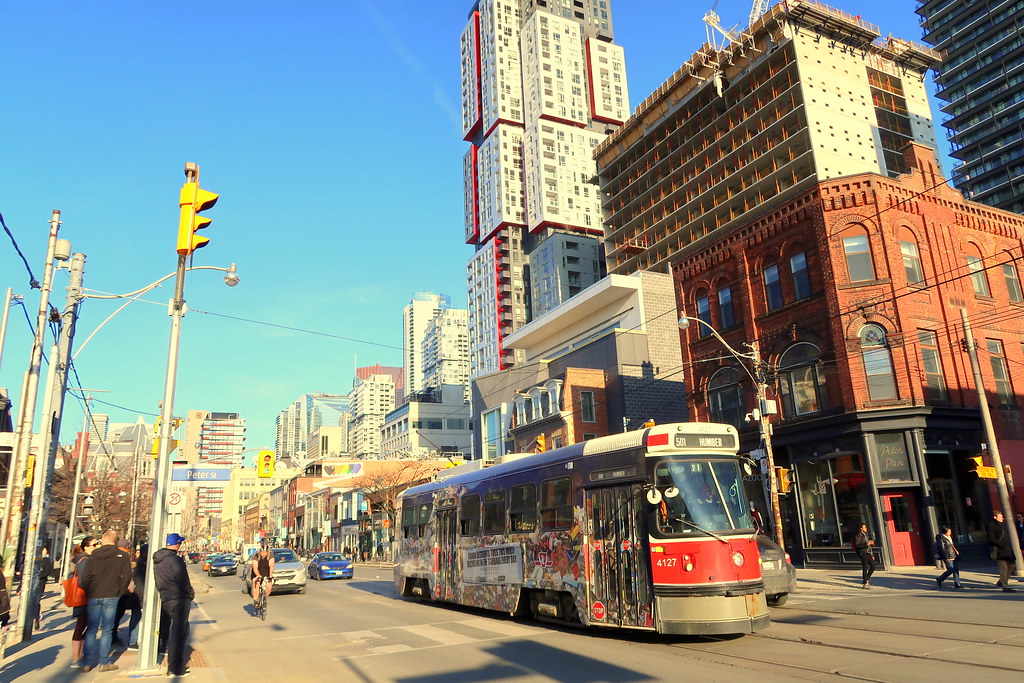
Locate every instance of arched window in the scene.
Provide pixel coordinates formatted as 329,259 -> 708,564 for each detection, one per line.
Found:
778,343 -> 828,417
860,324 -> 897,401
964,243 -> 990,297
707,367 -> 743,428
842,226 -> 875,282
717,285 -> 735,329
898,227 -> 924,284
790,251 -> 812,300
544,380 -> 563,413
1003,261 -> 1024,303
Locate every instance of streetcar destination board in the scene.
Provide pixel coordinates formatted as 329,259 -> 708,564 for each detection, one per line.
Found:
673,432 -> 736,450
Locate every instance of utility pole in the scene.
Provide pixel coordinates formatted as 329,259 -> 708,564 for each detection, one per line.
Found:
1,211 -> 65,577
960,309 -> 1024,576
61,392 -> 105,578
17,252 -> 86,639
750,342 -> 785,550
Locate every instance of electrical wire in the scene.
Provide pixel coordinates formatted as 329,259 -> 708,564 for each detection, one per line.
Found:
0,211 -> 39,288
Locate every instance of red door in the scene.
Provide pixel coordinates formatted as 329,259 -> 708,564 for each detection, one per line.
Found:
881,491 -> 926,565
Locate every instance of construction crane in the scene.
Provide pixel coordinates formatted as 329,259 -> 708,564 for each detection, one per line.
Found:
704,0 -> 773,50
749,0 -> 771,27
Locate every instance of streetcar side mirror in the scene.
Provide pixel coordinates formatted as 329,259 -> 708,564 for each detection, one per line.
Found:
646,488 -> 663,505
739,456 -> 757,476
664,486 -> 679,499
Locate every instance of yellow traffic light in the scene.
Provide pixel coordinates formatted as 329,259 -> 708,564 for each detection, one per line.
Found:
152,417 -> 182,457
536,433 -> 546,452
257,450 -> 275,478
774,466 -> 792,494
177,181 -> 218,255
968,455 -> 984,471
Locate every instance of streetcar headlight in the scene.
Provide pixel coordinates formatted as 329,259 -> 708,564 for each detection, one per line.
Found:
682,554 -> 694,572
731,551 -> 745,567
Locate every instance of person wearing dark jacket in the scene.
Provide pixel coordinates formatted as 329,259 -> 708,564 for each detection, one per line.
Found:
154,533 -> 194,677
853,523 -> 876,588
78,530 -> 132,672
987,511 -> 1017,592
934,526 -> 962,589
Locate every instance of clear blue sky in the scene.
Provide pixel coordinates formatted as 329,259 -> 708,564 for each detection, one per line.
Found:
0,1 -> 939,458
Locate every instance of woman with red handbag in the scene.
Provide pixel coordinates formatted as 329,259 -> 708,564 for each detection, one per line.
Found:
68,536 -> 96,669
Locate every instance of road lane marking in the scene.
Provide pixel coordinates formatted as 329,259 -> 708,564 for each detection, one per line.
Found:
401,624 -> 478,645
371,644 -> 413,654
456,618 -> 543,637
196,603 -> 220,630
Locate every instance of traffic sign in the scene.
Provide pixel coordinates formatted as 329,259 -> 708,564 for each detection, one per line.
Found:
592,601 -> 606,621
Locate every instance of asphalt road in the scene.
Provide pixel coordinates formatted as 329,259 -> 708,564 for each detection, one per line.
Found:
188,564 -> 1024,683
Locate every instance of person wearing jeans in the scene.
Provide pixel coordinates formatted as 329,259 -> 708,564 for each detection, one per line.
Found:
78,530 -> 132,672
934,525 -> 962,589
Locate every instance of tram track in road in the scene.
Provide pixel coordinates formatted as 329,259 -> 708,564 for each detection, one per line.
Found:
671,606 -> 1024,682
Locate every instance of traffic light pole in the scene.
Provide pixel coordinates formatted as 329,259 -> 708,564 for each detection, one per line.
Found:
960,309 -> 1024,576
751,342 -> 785,551
136,251 -> 188,672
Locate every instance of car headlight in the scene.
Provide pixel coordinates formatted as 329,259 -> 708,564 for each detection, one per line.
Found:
731,551 -> 745,567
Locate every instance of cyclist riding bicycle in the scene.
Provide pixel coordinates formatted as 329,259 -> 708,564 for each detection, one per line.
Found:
250,545 -> 275,604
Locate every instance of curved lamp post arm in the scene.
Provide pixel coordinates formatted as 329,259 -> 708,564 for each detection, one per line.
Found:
72,264 -> 238,360
678,316 -> 760,386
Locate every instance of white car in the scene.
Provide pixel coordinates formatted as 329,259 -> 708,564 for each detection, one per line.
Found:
244,548 -> 307,595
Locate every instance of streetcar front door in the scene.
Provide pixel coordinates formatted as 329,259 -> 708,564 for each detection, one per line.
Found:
586,485 -> 653,628
435,508 -> 458,600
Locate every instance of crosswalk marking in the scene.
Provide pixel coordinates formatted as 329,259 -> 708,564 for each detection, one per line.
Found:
402,624 -> 479,645
371,644 -> 413,654
342,630 -> 387,641
456,618 -> 542,637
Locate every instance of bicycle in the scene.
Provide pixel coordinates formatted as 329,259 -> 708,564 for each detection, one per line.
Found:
252,576 -> 271,621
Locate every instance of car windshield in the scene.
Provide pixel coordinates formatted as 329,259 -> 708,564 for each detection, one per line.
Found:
272,549 -> 299,563
651,459 -> 753,536
319,553 -> 346,562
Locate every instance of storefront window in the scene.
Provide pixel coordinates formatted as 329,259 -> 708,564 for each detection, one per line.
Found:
874,433 -> 914,483
796,454 -> 871,547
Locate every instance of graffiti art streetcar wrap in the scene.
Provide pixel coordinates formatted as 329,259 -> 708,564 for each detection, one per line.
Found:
394,423 -> 770,635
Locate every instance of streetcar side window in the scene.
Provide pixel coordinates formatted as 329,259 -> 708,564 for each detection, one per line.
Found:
482,489 -> 506,534
417,502 -> 433,536
540,476 -> 573,530
402,503 -> 418,538
510,483 -> 538,532
460,494 -> 481,535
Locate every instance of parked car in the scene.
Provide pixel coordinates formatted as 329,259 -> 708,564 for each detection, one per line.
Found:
307,552 -> 354,580
186,552 -> 202,564
208,554 -> 238,577
243,548 -> 306,595
202,554 -> 221,572
758,535 -> 797,606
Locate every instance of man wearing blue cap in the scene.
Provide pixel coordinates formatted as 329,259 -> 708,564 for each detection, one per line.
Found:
153,533 -> 194,678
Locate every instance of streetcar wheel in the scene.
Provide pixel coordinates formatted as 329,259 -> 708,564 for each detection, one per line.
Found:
767,593 -> 788,607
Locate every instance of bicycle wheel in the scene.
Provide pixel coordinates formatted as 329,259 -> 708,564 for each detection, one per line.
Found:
258,591 -> 267,621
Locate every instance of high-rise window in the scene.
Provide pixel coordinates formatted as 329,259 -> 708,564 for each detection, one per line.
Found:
987,340 -> 1016,406
707,368 -> 742,428
843,232 -> 875,282
861,324 -> 897,401
900,231 -> 925,284
791,252 -> 812,300
764,265 -> 783,311
1003,262 -> 1024,303
966,245 -> 990,297
918,330 -> 948,402
696,294 -> 711,338
580,390 -> 596,422
717,286 -> 735,329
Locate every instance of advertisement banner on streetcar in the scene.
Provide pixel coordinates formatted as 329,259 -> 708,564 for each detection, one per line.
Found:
463,543 -> 523,584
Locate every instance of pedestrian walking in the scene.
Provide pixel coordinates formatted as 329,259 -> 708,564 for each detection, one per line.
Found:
78,530 -> 132,672
68,536 -> 96,669
153,533 -> 194,678
35,546 -> 54,629
934,525 -> 962,589
1015,513 -> 1024,548
853,523 -> 876,588
987,511 -> 1017,592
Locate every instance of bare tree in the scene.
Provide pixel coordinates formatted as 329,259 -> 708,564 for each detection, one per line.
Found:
348,461 -> 446,528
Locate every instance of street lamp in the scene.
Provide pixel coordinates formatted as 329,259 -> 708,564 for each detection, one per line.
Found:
678,315 -> 785,550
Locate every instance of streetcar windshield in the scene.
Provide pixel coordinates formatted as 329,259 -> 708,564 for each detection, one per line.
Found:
651,460 -> 753,536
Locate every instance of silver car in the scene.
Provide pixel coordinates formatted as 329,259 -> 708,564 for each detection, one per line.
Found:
244,548 -> 307,595
758,535 -> 797,606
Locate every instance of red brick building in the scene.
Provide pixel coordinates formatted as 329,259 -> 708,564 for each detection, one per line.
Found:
674,144 -> 1024,567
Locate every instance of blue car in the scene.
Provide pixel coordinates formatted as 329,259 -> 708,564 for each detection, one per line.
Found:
307,552 -> 354,580
207,554 -> 238,577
